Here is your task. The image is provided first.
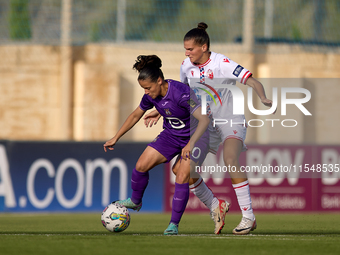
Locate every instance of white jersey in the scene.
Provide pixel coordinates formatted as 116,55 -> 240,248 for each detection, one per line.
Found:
180,52 -> 252,122
180,52 -> 251,152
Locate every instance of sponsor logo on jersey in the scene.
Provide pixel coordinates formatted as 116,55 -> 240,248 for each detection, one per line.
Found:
188,99 -> 197,108
233,130 -> 238,134
191,70 -> 194,76
182,60 -> 185,65
165,108 -> 172,115
162,101 -> 169,106
233,65 -> 244,77
207,69 -> 213,79
223,58 -> 230,63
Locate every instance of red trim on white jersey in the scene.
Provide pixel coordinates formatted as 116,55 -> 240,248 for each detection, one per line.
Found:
241,71 -> 252,84
192,58 -> 211,68
223,136 -> 248,151
209,148 -> 217,155
225,135 -> 243,142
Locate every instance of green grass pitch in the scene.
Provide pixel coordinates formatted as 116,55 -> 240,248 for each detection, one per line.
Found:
0,212 -> 339,255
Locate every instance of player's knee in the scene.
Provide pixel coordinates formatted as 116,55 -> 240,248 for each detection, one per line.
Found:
175,170 -> 189,184
223,155 -> 238,167
135,160 -> 149,173
172,164 -> 179,175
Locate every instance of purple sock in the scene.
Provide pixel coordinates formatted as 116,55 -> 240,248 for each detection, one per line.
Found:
170,182 -> 189,225
130,168 -> 149,205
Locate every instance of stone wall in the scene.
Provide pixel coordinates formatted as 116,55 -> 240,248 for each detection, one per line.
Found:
1,43 -> 339,144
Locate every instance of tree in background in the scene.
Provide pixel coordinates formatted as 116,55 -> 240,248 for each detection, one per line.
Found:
9,0 -> 31,40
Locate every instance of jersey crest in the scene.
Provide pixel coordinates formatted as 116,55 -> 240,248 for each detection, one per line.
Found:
165,108 -> 172,115
207,69 -> 213,79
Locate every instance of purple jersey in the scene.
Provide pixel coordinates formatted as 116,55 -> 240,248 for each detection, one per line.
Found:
139,79 -> 200,138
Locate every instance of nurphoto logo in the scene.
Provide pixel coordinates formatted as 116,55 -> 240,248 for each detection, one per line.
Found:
192,82 -> 311,128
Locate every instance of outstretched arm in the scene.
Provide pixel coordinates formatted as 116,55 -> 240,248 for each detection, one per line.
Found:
246,77 -> 273,108
103,106 -> 146,152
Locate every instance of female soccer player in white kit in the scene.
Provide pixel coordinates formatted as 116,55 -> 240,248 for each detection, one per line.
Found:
180,22 -> 273,235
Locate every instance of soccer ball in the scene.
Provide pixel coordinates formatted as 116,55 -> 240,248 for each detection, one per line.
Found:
101,203 -> 130,232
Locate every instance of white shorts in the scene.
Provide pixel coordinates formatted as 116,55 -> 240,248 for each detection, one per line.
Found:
208,121 -> 248,154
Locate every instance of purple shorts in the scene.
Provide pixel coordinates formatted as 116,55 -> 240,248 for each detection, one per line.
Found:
148,129 -> 209,165
191,129 -> 210,166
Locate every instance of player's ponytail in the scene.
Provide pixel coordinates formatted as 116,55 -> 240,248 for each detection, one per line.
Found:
184,22 -> 210,50
133,55 -> 164,83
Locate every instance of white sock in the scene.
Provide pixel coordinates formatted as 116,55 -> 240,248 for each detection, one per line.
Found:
189,177 -> 219,211
232,180 -> 255,220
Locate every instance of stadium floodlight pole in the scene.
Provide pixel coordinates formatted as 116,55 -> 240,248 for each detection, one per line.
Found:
61,0 -> 73,140
242,0 -> 256,142
116,0 -> 126,43
242,0 -> 254,54
264,0 -> 274,38
242,0 -> 255,73
313,0 -> 325,41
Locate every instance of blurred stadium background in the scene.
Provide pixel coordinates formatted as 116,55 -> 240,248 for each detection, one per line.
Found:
0,0 -> 340,217
1,0 -> 340,142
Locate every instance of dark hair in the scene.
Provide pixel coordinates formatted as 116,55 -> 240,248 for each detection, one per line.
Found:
133,55 -> 164,83
184,22 -> 210,50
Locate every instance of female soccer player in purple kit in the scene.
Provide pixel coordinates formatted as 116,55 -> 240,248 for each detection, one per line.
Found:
103,55 -> 210,235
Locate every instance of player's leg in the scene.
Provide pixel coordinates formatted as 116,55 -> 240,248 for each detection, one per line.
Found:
189,134 -> 219,211
223,138 -> 256,235
164,157 -> 191,235
172,160 -> 230,234
172,151 -> 217,211
172,132 -> 213,204
195,129 -> 230,234
132,146 -> 167,204
172,132 -> 230,234
115,145 -> 167,211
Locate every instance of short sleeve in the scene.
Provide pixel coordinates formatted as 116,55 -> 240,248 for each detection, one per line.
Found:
220,57 -> 252,85
180,60 -> 189,85
139,94 -> 154,111
178,88 -> 200,115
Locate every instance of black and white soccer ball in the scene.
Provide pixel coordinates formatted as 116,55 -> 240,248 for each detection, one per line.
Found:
101,203 -> 130,232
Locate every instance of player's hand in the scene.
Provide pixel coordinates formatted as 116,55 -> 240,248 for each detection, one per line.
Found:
143,110 -> 161,127
261,98 -> 277,114
181,143 -> 191,160
103,137 -> 118,152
